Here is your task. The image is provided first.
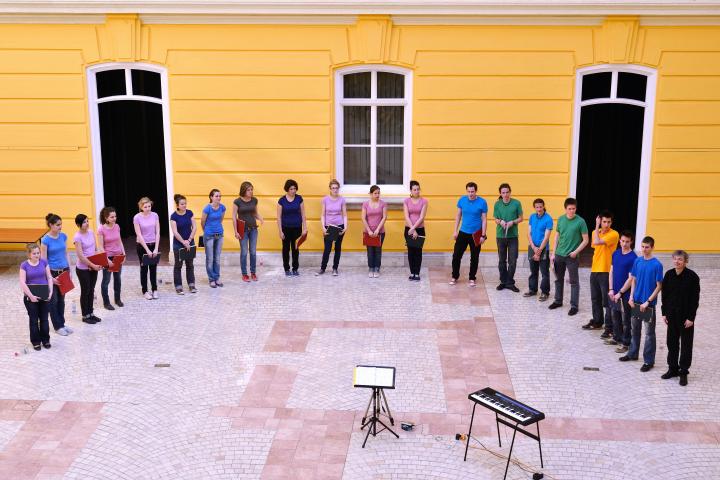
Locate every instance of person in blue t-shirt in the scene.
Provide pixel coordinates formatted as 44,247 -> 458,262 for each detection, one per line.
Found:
524,198 -> 553,301
450,182 -> 487,287
619,236 -> 664,372
170,194 -> 197,295
201,189 -> 227,287
609,231 -> 637,351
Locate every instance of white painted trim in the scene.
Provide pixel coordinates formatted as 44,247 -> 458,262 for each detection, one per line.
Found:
335,65 -> 413,196
640,15 -> 720,26
0,13 -> 105,23
87,62 -> 175,253
570,64 -> 657,252
2,1 -> 720,16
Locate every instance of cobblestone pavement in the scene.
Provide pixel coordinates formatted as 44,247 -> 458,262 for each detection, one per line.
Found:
0,261 -> 718,479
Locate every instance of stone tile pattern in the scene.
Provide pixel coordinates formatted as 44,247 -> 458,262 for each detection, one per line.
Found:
0,262 -> 718,479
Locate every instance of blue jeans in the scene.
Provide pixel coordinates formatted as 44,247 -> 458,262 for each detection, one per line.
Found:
527,246 -> 550,294
240,228 -> 258,275
612,297 -> 631,346
204,234 -> 223,282
366,233 -> 385,270
628,307 -> 656,364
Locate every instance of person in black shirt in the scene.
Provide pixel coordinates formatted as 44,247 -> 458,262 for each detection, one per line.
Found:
660,250 -> 700,386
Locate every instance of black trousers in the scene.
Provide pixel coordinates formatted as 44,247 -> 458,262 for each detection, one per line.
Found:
75,267 -> 98,316
451,231 -> 481,280
666,313 -> 695,374
282,226 -> 302,272
49,268 -> 67,330
405,226 -> 425,275
590,272 -> 611,328
101,256 -> 122,304
24,297 -> 50,346
321,224 -> 344,271
136,242 -> 158,293
173,248 -> 196,288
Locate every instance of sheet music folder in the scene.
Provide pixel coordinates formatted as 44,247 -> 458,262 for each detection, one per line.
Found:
179,245 -> 196,261
631,305 -> 654,322
27,284 -> 50,300
353,365 -> 396,389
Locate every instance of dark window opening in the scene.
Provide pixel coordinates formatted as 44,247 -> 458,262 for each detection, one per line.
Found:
581,72 -> 612,101
343,72 -> 371,98
96,69 -> 126,98
131,69 -> 162,99
377,72 -> 404,98
617,72 -> 647,102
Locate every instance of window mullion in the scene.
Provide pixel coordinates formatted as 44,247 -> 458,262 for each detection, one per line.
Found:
125,68 -> 133,96
610,70 -> 618,99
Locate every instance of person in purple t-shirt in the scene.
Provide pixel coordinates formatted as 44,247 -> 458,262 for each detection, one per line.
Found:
361,185 -> 388,278
316,179 -> 348,276
19,243 -> 54,350
133,196 -> 161,299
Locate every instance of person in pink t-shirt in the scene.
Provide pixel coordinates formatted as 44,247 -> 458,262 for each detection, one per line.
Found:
98,206 -> 126,311
361,185 -> 388,278
73,214 -> 102,324
403,180 -> 429,281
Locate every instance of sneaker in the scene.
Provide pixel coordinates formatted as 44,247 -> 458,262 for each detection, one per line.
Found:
523,291 -> 537,298
286,271 -> 293,277
176,287 -> 184,295
496,284 -> 505,291
64,326 -> 74,334
615,345 -> 629,354
210,281 -> 218,288
55,327 -> 69,336
600,330 -> 612,338
369,270 -> 374,278
619,355 -> 637,362
568,308 -> 578,316
538,293 -> 549,302
409,275 -> 415,281
679,374 -> 688,386
82,316 -> 97,324
449,278 -> 457,285
152,291 -> 159,300
189,285 -> 198,293
144,291 -> 153,300
216,281 -> 224,287
332,269 -> 339,276
469,280 -> 477,287
581,321 -> 597,330
292,270 -> 299,276
42,342 -> 51,349
414,275 -> 421,281
507,285 -> 520,293
661,370 -> 679,380
242,275 -> 250,282
548,302 -> 562,310
251,274 -> 258,282
104,302 -> 115,311
115,300 -> 124,307
315,269 -> 326,276
32,344 -> 41,351
373,271 -> 380,278
604,339 -> 619,345
640,363 -> 654,372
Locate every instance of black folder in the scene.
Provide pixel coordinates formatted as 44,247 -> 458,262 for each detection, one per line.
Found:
142,253 -> 161,266
631,304 -> 654,322
179,245 -> 196,261
326,224 -> 342,242
405,234 -> 426,249
27,284 -> 50,301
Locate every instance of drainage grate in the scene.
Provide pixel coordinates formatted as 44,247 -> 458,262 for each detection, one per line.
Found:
583,366 -> 600,371
154,363 -> 171,368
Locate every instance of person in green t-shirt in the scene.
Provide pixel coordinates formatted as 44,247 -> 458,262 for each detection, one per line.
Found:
548,197 -> 589,316
493,183 -> 523,292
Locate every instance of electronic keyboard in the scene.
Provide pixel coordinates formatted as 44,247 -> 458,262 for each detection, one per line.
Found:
468,387 -> 545,426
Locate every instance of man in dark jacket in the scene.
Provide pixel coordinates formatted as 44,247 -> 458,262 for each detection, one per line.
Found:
660,250 -> 701,386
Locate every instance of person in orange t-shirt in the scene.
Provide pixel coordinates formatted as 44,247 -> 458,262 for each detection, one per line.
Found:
583,210 -> 619,334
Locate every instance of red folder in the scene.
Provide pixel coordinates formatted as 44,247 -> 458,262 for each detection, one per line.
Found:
235,219 -> 246,240
108,254 -> 125,272
297,232 -> 308,248
56,270 -> 75,295
472,229 -> 484,247
363,232 -> 382,247
87,252 -> 109,267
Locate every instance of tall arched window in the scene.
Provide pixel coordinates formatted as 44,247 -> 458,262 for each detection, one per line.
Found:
335,66 -> 412,194
571,65 -> 656,244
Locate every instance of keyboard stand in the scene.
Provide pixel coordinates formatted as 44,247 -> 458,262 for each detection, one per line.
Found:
463,403 -> 544,480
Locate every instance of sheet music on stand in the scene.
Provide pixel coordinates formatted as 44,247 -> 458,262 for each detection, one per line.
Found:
353,365 -> 395,389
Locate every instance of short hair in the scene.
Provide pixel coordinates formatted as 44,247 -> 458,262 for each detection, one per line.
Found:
564,197 -> 577,208
138,197 -> 153,210
329,179 -> 340,189
409,180 -> 420,190
620,230 -> 634,241
45,213 -> 61,227
641,236 -> 655,247
209,188 -> 222,200
99,206 -> 116,224
369,185 -> 380,194
284,179 -> 298,192
239,182 -> 252,197
465,182 -> 477,191
533,198 -> 545,207
174,194 -> 186,206
25,242 -> 39,254
74,213 -> 88,227
599,210 -> 614,220
672,249 -> 689,262
498,183 -> 511,193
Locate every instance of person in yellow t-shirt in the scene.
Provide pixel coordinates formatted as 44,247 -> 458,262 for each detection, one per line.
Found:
583,210 -> 619,333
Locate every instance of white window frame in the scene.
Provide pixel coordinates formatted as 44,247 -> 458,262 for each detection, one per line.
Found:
569,64 -> 657,249
334,65 -> 412,195
87,63 -> 175,252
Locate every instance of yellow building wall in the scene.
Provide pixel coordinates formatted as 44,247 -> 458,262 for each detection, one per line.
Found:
0,15 -> 719,252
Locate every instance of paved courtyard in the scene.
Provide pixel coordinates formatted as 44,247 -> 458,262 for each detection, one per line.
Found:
1,260 -> 718,479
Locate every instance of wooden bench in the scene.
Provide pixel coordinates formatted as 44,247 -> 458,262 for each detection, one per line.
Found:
0,228 -> 48,246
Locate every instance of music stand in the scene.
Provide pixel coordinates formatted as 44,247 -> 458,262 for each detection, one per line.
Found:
353,365 -> 399,447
